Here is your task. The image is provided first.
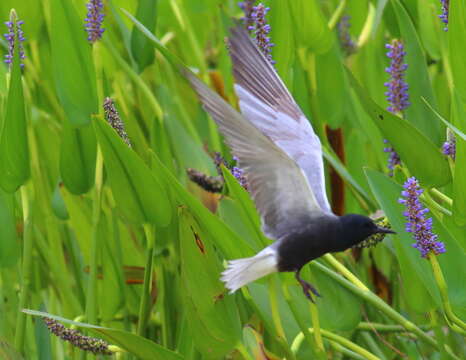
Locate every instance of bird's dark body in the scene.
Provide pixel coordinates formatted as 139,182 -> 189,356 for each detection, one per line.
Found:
276,214 -> 384,273
276,215 -> 340,272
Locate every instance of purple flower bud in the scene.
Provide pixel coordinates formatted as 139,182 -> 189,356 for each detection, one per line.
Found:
438,0 -> 450,31
442,128 -> 456,160
3,10 -> 26,70
337,15 -> 356,56
383,139 -> 401,177
399,177 -> 446,258
85,0 -> 105,43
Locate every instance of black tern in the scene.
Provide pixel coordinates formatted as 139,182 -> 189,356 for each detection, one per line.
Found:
182,26 -> 394,301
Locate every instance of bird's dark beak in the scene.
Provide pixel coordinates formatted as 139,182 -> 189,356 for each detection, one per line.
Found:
375,226 -> 396,234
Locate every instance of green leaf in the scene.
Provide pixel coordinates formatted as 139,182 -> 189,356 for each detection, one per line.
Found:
50,0 -> 98,126
22,310 -> 184,360
448,0 -> 466,103
348,70 -> 451,187
221,166 -> 268,249
178,208 -> 241,358
289,0 -> 333,53
130,0 -> 158,72
151,152 -> 253,259
0,190 -> 19,267
269,0 -> 294,87
59,123 -> 96,195
315,41 -> 348,128
365,168 -> 439,312
450,93 -> 466,225
94,117 -> 171,226
421,96 -> 466,141
392,0 -> 441,144
0,29 -> 30,193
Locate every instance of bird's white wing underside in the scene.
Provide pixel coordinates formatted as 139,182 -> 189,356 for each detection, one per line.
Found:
183,69 -> 323,240
235,85 -> 331,213
228,26 -> 332,214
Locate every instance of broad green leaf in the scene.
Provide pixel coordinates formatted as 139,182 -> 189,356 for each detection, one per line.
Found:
23,310 -> 184,360
151,152 -> 253,259
392,0 -> 441,144
269,0 -> 294,87
450,93 -> 466,225
59,123 -> 96,194
315,41 -> 347,128
0,29 -> 30,193
130,0 -> 158,72
421,96 -> 466,141
94,117 -> 170,226
417,0 -> 441,60
0,190 -> 19,267
348,70 -> 451,187
289,0 -> 333,53
221,166 -> 268,249
0,338 -> 22,360
448,0 -> 466,103
365,168 -> 438,312
178,208 -> 241,358
50,0 -> 98,126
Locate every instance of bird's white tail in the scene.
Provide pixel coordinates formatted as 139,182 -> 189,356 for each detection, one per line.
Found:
221,247 -> 278,293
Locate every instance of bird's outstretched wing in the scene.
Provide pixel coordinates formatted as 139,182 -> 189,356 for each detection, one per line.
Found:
183,69 -> 324,240
228,26 -> 332,214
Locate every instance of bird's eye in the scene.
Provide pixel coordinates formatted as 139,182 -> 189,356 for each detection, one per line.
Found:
365,222 -> 373,228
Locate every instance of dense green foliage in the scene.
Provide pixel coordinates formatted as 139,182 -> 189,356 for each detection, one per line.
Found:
0,0 -> 465,359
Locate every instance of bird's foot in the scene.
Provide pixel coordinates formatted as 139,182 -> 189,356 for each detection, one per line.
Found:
298,279 -> 321,302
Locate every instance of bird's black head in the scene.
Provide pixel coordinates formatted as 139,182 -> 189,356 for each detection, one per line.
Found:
337,214 -> 395,251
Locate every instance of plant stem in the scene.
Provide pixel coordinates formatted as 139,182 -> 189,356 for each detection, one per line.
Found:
356,322 -> 429,332
85,149 -> 104,325
323,254 -> 369,291
292,328 -> 381,360
283,284 -> 321,357
429,188 -> 453,206
309,297 -> 325,355
14,185 -> 33,353
310,261 -> 438,349
421,192 -> 452,216
268,276 -> 287,341
137,224 -> 155,336
329,341 -> 366,360
327,0 -> 347,30
428,254 -> 466,332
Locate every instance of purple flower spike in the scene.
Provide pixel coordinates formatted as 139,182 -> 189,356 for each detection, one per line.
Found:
85,0 -> 105,43
442,129 -> 456,160
384,39 -> 410,114
231,156 -> 248,190
383,139 -> 401,177
337,15 -> 356,56
250,4 -> 275,65
3,10 -> 26,70
238,0 -> 255,30
438,0 -> 449,31
382,39 -> 409,176
399,177 -> 446,258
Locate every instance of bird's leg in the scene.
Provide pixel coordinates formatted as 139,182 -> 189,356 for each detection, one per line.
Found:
295,268 -> 321,302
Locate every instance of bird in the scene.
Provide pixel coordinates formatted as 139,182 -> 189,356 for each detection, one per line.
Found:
181,26 -> 394,301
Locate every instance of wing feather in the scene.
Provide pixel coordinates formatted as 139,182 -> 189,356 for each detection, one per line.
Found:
229,26 -> 332,213
182,69 -> 324,239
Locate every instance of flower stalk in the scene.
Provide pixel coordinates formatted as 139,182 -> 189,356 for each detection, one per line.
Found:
4,9 -> 26,70
428,254 -> 466,332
